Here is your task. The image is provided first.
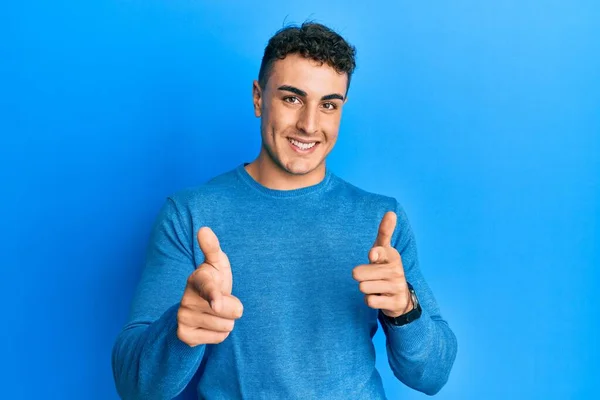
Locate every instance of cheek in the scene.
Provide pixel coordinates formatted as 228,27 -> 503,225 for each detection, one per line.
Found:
270,108 -> 300,136
265,102 -> 287,124
322,115 -> 342,141
259,105 -> 279,140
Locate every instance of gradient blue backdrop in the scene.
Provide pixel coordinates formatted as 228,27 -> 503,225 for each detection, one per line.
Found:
2,1 -> 598,399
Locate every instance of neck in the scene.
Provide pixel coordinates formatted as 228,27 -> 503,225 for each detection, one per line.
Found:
245,148 -> 326,191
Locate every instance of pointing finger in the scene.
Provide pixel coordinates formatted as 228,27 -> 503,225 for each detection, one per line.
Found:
374,211 -> 397,248
197,227 -> 222,266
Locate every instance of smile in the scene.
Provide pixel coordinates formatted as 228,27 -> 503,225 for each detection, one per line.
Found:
287,138 -> 320,154
288,138 -> 317,149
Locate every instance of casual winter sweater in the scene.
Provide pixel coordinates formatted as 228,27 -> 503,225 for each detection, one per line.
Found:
111,162 -> 458,400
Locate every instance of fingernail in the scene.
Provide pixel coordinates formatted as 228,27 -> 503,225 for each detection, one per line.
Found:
373,252 -> 379,262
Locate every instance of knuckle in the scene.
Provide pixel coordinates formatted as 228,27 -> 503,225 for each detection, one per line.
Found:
358,281 -> 367,293
177,308 -> 189,325
186,271 -> 195,285
205,335 -> 219,345
224,320 -> 235,332
200,312 -> 221,331
393,282 -> 405,293
390,266 -> 404,279
187,271 -> 203,292
188,269 -> 202,284
177,326 -> 192,345
210,332 -> 229,344
180,294 -> 194,309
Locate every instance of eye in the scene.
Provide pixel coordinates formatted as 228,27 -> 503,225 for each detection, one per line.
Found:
322,102 -> 338,110
283,96 -> 301,105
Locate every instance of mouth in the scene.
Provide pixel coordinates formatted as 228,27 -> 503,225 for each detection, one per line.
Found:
287,137 -> 320,154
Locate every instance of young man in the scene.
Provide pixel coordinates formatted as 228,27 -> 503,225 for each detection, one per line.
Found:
112,22 -> 457,399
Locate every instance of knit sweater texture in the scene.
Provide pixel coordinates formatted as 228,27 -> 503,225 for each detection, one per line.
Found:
112,163 -> 458,399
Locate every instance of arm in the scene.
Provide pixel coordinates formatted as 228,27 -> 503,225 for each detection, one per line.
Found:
377,201 -> 458,395
111,198 -> 205,400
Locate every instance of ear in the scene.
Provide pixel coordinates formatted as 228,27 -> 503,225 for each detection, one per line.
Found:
252,80 -> 262,117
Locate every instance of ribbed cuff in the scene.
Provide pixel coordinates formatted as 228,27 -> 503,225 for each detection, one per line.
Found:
380,306 -> 435,356
136,303 -> 206,399
159,303 -> 206,364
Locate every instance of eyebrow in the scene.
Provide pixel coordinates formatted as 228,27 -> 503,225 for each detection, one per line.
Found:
277,85 -> 345,101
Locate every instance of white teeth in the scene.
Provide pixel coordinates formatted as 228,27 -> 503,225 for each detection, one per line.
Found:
288,138 -> 317,150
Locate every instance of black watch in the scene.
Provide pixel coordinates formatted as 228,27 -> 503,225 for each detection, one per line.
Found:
381,282 -> 422,326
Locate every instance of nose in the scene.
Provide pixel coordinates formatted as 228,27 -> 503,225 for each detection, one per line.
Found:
296,106 -> 319,135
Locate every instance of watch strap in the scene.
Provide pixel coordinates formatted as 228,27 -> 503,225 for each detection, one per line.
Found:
381,282 -> 422,326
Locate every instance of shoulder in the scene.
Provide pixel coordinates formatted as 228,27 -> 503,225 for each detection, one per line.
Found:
330,173 -> 400,212
166,166 -> 240,214
330,172 -> 413,247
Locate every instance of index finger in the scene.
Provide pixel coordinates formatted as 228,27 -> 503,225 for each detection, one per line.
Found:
197,226 -> 222,266
374,211 -> 397,248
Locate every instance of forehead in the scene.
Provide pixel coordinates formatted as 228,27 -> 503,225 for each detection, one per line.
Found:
267,53 -> 348,97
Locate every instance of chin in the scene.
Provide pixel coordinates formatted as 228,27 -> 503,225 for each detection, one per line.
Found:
281,158 -> 323,176
284,164 -> 313,175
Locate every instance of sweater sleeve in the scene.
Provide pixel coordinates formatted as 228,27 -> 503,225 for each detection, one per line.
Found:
111,197 -> 205,400
377,200 -> 458,396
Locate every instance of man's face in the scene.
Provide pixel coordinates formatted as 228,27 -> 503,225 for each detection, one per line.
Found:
253,53 -> 348,176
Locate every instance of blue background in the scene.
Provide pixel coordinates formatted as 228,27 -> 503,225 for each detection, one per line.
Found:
2,1 -> 598,399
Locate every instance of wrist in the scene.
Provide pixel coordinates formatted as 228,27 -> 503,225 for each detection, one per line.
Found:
401,291 -> 414,314
386,284 -> 415,317
381,282 -> 422,326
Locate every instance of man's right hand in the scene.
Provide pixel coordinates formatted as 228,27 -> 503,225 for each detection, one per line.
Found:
177,227 -> 243,347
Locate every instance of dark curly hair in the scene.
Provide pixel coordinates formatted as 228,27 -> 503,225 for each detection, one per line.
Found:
258,22 -> 357,93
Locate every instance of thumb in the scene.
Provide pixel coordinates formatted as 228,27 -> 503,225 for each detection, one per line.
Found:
197,227 -> 222,266
374,211 -> 397,248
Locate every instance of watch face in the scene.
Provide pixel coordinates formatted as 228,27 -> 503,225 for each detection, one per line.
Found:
410,289 -> 419,308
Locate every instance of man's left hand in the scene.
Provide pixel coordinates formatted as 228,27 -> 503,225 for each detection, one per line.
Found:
352,211 -> 414,318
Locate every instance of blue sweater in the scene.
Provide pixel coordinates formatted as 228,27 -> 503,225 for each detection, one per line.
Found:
112,163 -> 457,399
